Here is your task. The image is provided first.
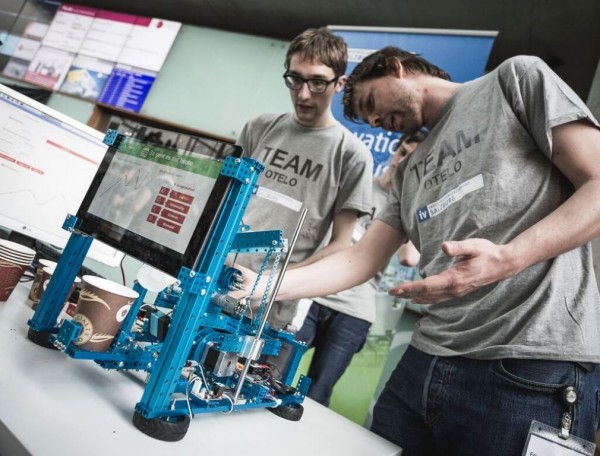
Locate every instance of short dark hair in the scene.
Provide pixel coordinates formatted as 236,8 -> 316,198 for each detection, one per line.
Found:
285,27 -> 348,78
399,130 -> 427,148
343,46 -> 451,122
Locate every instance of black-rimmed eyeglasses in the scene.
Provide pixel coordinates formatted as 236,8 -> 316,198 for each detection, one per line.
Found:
283,73 -> 339,94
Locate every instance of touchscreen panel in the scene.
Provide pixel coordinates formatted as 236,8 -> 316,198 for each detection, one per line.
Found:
76,131 -> 242,275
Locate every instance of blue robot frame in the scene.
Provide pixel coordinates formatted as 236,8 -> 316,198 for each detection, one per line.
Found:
27,131 -> 310,442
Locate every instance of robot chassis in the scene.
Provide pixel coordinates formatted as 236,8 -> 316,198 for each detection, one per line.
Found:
27,132 -> 310,442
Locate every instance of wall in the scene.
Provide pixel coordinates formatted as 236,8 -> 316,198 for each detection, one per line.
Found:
142,25 -> 290,140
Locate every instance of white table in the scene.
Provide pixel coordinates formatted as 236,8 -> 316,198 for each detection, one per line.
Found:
0,283 -> 401,456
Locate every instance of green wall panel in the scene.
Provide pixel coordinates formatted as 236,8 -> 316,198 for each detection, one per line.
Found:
140,25 -> 291,140
46,93 -> 95,125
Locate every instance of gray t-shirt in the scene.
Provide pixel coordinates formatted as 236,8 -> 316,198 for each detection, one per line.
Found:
237,113 -> 373,328
378,56 -> 600,362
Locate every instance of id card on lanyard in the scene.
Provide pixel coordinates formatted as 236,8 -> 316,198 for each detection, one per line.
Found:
522,421 -> 595,456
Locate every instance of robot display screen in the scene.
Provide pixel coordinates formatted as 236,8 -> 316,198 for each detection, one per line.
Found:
76,133 -> 243,276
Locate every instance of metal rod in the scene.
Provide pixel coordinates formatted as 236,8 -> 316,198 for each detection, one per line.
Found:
233,207 -> 308,403
255,207 -> 307,338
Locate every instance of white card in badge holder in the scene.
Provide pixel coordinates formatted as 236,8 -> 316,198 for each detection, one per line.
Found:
522,421 -> 595,456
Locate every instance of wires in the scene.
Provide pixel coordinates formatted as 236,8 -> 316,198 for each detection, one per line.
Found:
185,374 -> 203,418
197,363 -> 209,391
221,392 -> 234,414
185,378 -> 195,418
20,272 -> 35,283
119,254 -> 127,285
185,369 -> 235,416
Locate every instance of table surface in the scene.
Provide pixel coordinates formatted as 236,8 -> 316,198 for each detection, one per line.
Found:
0,283 -> 401,456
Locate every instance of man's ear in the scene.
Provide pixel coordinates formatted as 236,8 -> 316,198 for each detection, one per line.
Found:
335,74 -> 347,92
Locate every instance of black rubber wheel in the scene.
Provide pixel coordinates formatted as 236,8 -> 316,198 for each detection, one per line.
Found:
27,327 -> 58,350
132,411 -> 190,442
268,403 -> 304,421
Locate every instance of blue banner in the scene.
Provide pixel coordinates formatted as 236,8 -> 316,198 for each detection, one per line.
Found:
329,26 -> 497,176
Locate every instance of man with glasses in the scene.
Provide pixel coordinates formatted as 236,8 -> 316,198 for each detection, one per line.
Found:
236,28 -> 373,392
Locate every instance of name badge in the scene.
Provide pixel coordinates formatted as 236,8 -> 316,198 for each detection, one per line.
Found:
255,186 -> 302,212
522,421 -> 595,456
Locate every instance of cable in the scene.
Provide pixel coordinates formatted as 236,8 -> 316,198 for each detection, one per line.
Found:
119,255 -> 127,285
197,363 -> 209,391
185,381 -> 194,418
221,392 -> 234,414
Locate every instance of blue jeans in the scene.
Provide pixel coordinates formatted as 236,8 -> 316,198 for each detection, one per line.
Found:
296,302 -> 371,406
371,345 -> 600,456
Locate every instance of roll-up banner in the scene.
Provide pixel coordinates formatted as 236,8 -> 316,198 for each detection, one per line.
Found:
329,26 -> 497,176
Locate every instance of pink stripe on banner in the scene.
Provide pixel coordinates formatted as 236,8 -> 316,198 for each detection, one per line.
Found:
96,10 -> 138,24
60,4 -> 97,17
135,16 -> 152,27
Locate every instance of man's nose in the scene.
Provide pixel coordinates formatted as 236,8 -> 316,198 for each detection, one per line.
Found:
298,82 -> 312,99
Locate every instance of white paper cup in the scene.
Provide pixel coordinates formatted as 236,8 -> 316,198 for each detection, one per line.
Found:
0,255 -> 33,266
0,240 -> 36,257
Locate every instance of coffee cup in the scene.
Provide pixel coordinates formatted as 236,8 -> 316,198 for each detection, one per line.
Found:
28,259 -> 58,302
72,276 -> 139,352
31,266 -> 81,311
0,259 -> 29,302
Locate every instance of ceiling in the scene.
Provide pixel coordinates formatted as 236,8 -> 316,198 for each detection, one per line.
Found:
72,0 -> 600,100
